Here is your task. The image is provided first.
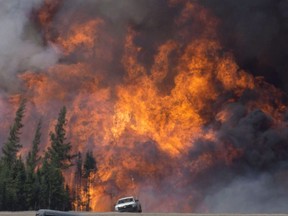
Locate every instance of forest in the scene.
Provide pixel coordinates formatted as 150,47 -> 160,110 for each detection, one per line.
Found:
0,99 -> 96,211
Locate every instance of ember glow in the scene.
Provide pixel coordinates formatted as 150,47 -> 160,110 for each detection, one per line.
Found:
1,0 -> 288,213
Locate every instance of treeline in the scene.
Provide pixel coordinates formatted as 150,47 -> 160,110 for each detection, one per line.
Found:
0,99 -> 97,211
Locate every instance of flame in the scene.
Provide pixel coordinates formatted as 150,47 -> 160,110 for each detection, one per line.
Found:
56,19 -> 105,56
1,0 -> 287,212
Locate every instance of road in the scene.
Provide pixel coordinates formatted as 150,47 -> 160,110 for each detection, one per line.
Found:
1,212 -> 288,216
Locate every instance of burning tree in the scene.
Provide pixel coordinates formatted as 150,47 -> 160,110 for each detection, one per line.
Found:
73,151 -> 97,211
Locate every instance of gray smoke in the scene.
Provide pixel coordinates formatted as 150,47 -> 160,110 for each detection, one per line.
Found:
204,174 -> 288,213
58,0 -> 171,27
0,0 -> 59,93
189,99 -> 288,213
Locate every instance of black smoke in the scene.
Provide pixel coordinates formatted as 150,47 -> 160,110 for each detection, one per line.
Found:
200,0 -> 288,93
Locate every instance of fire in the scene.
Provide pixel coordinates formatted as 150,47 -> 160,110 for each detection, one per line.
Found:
56,19 -> 105,56
1,0 -> 287,213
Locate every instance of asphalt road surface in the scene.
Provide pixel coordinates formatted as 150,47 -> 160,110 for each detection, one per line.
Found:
1,212 -> 288,216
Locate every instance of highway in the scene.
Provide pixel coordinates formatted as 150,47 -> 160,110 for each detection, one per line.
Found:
1,212 -> 288,216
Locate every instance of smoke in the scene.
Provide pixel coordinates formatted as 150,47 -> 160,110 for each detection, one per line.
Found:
187,98 -> 288,212
204,174 -> 288,213
200,0 -> 288,92
0,0 -> 59,93
58,0 -> 174,28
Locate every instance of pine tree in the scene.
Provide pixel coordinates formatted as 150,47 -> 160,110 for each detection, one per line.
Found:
38,107 -> 74,210
48,164 -> 66,210
1,165 -> 15,210
63,185 -> 72,211
0,99 -> 26,210
13,157 -> 26,211
32,170 -> 41,210
26,120 -> 42,210
2,99 -> 26,168
0,161 -> 8,210
48,106 -> 73,170
38,153 -> 50,209
83,151 -> 97,178
83,151 -> 97,211
26,120 -> 42,172
73,152 -> 83,210
39,151 -> 70,210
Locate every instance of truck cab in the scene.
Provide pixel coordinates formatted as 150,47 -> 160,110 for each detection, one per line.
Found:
114,196 -> 142,213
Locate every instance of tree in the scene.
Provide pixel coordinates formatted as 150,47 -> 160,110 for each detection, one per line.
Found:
0,161 -> 8,210
0,104 -> 76,211
83,151 -> 97,211
2,99 -> 26,168
13,157 -> 26,210
73,152 -> 83,211
26,120 -> 42,172
38,106 -> 74,210
63,185 -> 72,211
38,153 -> 50,209
39,152 -> 67,210
25,120 -> 42,210
0,99 -> 26,210
47,106 -> 73,170
83,151 -> 97,178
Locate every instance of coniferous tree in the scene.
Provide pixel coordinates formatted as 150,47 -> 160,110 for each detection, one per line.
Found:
26,120 -> 42,172
39,152 -> 66,210
0,99 -> 26,210
38,153 -> 50,209
0,161 -> 9,210
32,170 -> 41,210
26,120 -> 42,210
48,106 -> 73,170
47,163 -> 66,210
39,148 -> 67,210
2,99 -> 26,168
38,106 -> 73,210
0,104 -> 76,210
63,185 -> 72,211
73,152 -> 83,210
14,157 -> 26,211
83,151 -> 97,211
83,151 -> 97,178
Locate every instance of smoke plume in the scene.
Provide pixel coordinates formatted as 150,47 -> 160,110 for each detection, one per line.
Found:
0,0 -> 59,93
201,0 -> 288,92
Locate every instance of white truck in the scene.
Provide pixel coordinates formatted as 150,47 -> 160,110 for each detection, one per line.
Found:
114,196 -> 142,213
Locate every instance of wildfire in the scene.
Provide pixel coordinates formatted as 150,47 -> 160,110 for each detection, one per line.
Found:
1,0 -> 287,213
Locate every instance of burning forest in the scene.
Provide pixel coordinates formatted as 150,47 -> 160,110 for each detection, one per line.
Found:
1,0 -> 288,213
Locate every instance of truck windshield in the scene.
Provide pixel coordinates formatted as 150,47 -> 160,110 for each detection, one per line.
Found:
118,198 -> 133,204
